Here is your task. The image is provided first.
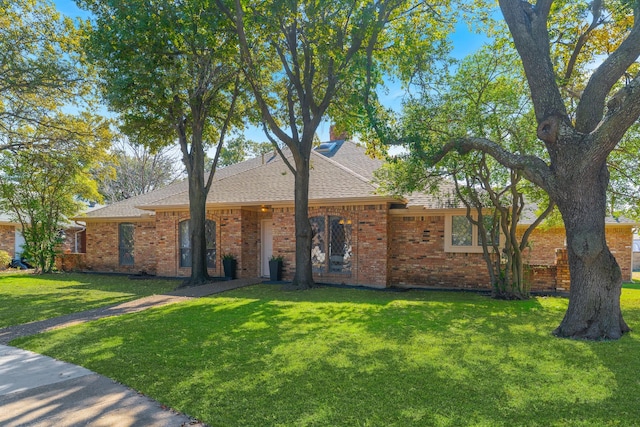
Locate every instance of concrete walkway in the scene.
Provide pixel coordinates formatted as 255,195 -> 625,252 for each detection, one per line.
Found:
0,277 -> 263,426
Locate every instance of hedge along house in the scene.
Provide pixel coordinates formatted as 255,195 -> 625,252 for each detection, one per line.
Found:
76,140 -> 636,291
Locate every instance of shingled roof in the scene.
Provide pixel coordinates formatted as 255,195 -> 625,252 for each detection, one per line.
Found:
81,140 -> 399,220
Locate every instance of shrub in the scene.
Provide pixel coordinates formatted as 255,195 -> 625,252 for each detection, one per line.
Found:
0,250 -> 11,270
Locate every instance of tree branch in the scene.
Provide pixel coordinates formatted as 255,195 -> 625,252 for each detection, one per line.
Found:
575,3 -> 640,133
431,137 -> 552,192
589,71 -> 640,165
498,0 -> 567,123
562,0 -> 603,84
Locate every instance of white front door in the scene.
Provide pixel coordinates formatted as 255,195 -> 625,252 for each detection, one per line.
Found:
261,220 -> 273,276
15,230 -> 25,258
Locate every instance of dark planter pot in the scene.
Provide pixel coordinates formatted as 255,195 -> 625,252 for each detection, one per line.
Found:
269,260 -> 283,281
223,259 -> 237,279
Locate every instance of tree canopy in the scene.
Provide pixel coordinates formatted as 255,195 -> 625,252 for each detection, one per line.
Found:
0,113 -> 111,272
218,0 -> 453,288
79,0 -> 246,284
0,0 -> 93,151
427,0 -> 640,340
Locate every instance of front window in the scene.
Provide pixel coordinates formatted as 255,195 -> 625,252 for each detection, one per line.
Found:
119,223 -> 134,266
179,219 -> 216,268
451,215 -> 472,246
311,215 -> 352,274
445,214 -> 500,253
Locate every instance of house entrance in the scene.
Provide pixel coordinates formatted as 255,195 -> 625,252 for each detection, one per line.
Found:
261,220 -> 273,277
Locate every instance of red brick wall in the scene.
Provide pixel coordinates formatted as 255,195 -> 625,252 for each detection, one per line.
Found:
355,205 -> 388,287
607,226 -> 633,282
0,225 -> 15,257
524,264 -> 558,292
521,225 -> 633,282
56,253 -> 87,272
155,210 -> 226,278
519,227 -> 566,265
240,209 -> 261,277
219,209 -> 242,277
85,220 -> 157,274
389,214 -> 491,288
155,209 -> 263,278
271,208 -> 295,280
271,204 -> 388,287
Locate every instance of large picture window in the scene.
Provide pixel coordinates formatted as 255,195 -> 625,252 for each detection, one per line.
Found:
179,219 -> 216,268
119,223 -> 134,266
310,215 -> 352,274
445,214 -> 499,253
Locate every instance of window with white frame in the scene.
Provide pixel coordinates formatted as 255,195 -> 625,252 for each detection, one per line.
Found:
444,214 -> 499,253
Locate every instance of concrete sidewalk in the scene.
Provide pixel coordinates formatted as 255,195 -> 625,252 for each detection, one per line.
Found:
0,277 -> 264,426
0,345 -> 203,427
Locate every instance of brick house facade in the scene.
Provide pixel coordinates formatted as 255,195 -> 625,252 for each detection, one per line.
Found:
77,140 -> 636,291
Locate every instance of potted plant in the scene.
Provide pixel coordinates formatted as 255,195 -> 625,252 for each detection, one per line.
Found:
222,253 -> 237,279
269,255 -> 283,281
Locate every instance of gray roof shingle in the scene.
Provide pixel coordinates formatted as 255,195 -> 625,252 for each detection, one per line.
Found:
82,141 -> 396,219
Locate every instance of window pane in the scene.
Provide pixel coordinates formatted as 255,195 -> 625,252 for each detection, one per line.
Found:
329,216 -> 352,273
310,216 -> 326,272
205,220 -> 216,268
180,248 -> 192,268
119,223 -> 134,266
179,220 -> 190,267
451,216 -> 472,246
478,216 -> 500,246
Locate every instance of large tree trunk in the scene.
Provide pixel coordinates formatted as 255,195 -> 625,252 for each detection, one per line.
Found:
179,119 -> 211,287
187,169 -> 210,286
553,161 -> 629,340
291,158 -> 314,289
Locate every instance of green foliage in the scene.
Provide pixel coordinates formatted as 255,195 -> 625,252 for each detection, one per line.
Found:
0,273 -> 179,328
78,0 -> 244,151
607,125 -> 640,220
79,0 -> 247,283
0,0 -> 95,150
218,135 -> 273,168
380,42 -> 554,299
14,284 -> 640,425
0,114 -> 111,273
0,250 -> 11,269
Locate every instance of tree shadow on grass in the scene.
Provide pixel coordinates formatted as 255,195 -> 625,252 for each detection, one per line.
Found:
13,285 -> 640,426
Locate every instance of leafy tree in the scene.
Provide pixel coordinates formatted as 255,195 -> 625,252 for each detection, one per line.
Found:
98,137 -> 183,203
79,0 -> 245,285
431,0 -> 640,339
607,125 -> 640,220
380,43 -> 554,299
217,0 -> 452,289
0,114 -> 111,272
0,0 -> 92,150
219,135 -> 273,167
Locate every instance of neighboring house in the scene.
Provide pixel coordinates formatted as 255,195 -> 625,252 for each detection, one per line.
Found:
633,238 -> 640,272
0,213 -> 21,260
1,211 -> 89,267
74,139 -> 636,291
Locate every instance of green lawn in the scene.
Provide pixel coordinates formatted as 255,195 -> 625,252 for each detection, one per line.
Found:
12,284 -> 640,426
0,273 -> 179,328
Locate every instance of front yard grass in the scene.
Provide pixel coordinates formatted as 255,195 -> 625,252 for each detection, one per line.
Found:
12,284 -> 640,426
0,273 -> 179,328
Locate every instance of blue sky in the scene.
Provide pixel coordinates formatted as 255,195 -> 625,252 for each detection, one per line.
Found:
55,0 -> 489,142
